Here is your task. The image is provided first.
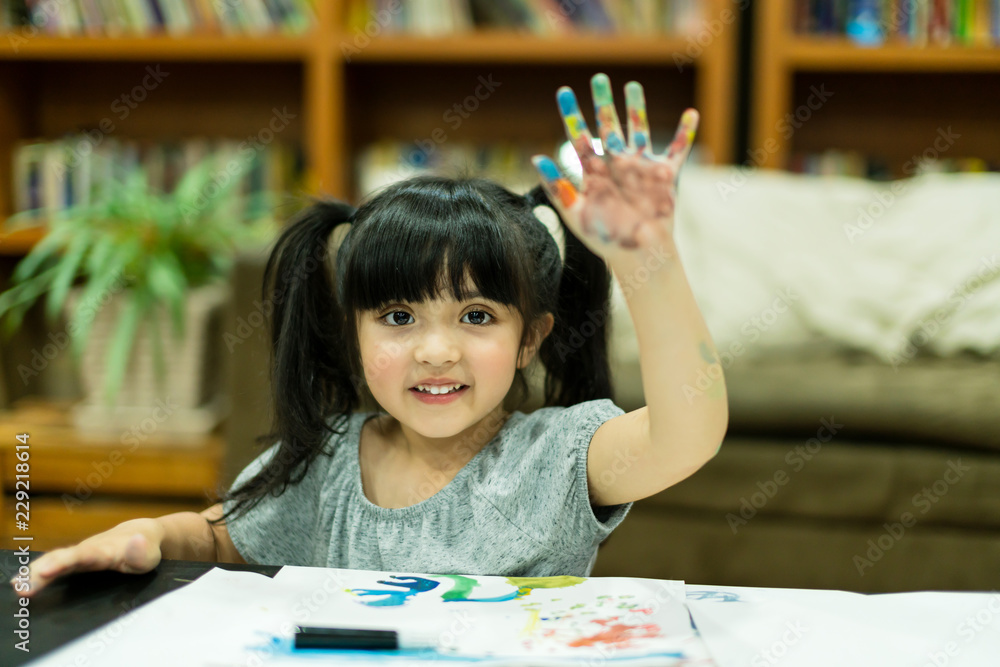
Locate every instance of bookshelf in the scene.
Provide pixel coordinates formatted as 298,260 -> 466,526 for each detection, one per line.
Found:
0,0 -> 741,547
0,0 -> 739,220
753,0 -> 1000,177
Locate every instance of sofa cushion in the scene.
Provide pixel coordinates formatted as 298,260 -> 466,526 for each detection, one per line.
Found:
639,436 -> 1000,530
591,434 -> 1000,591
722,349 -> 1000,451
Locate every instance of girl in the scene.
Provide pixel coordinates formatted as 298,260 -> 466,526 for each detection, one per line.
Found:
14,73 -> 727,596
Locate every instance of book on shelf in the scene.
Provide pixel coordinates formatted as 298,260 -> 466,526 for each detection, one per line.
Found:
1,0 -> 316,36
792,0 -> 1000,47
344,0 -> 706,36
354,136 -> 708,200
787,148 -> 999,179
7,135 -> 304,228
355,139 -> 546,198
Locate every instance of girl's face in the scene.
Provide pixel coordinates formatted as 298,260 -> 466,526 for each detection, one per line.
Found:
356,275 -> 539,442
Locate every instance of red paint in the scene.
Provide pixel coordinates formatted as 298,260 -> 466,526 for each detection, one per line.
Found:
567,619 -> 660,648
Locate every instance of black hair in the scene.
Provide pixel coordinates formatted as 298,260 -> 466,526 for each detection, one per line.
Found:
211,174 -> 615,525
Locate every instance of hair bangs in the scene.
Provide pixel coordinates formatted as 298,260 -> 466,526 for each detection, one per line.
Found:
343,178 -> 528,315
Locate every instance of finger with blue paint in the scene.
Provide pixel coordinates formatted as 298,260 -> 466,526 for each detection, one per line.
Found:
531,155 -> 579,213
625,81 -> 652,157
556,86 -> 604,175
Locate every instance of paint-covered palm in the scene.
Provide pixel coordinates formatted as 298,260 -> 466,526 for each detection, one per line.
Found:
532,73 -> 698,264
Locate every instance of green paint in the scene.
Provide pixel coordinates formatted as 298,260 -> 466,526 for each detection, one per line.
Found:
625,82 -> 644,109
439,575 -> 479,601
504,575 -> 586,600
699,341 -> 717,364
591,73 -> 613,106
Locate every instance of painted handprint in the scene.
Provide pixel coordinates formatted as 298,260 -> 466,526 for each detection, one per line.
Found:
532,73 -> 698,263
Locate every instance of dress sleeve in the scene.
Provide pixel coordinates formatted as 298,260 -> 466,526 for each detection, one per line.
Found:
485,398 -> 634,556
222,443 -> 329,567
562,398 -> 634,546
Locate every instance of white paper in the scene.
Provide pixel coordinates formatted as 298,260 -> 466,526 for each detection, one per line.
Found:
267,565 -> 713,665
28,566 -> 714,666
686,583 -> 1000,667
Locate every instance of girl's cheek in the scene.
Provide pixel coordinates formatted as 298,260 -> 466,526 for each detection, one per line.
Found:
364,340 -> 406,381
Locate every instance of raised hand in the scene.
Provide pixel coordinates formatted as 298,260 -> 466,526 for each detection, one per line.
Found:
531,73 -> 698,265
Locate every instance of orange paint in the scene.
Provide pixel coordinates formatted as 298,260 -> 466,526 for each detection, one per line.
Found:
554,179 -> 577,208
567,619 -> 660,648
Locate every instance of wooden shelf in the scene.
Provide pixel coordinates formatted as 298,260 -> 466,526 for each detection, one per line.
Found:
0,225 -> 45,255
0,33 -> 317,60
0,0 -> 738,218
783,37 -> 1000,71
0,398 -> 223,497
752,0 -> 1000,174
335,32 -> 695,64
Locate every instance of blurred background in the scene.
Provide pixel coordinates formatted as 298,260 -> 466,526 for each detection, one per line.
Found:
0,0 -> 998,593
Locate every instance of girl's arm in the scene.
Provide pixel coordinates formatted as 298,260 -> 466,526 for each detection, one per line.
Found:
533,74 -> 728,506
10,503 -> 245,598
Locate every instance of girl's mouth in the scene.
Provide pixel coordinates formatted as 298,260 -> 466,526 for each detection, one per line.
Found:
409,385 -> 469,404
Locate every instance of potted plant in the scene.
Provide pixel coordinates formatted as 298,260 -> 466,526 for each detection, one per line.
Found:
0,157 -> 279,436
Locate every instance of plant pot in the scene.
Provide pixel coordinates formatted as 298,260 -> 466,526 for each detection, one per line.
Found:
65,283 -> 231,442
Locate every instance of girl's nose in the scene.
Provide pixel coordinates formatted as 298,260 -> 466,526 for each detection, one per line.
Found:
413,328 -> 460,366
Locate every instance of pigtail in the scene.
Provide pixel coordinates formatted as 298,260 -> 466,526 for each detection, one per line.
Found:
525,185 -> 615,408
214,199 -> 359,524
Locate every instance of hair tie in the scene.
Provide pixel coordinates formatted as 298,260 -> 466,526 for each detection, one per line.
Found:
531,204 -> 566,266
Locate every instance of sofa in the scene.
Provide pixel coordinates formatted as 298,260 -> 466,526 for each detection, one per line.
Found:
587,166 -> 1000,593
224,165 -> 1000,594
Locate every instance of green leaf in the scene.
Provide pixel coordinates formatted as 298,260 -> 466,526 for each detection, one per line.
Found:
0,264 -> 62,324
10,223 -> 74,284
44,230 -> 92,325
84,235 -> 116,277
68,246 -> 132,364
172,161 -> 215,213
101,290 -> 145,407
147,253 -> 188,340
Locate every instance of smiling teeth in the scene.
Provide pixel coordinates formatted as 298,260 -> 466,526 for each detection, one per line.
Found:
415,384 -> 464,394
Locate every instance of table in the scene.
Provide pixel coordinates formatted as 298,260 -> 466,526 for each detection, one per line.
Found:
0,549 -> 280,667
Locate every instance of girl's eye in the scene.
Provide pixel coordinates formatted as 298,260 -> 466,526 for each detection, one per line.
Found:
379,310 -> 493,326
381,311 -> 413,326
462,310 -> 493,326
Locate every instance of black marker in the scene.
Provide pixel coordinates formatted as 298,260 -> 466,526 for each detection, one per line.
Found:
293,626 -> 439,651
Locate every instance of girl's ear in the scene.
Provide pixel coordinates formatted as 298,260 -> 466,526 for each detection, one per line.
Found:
517,312 -> 555,369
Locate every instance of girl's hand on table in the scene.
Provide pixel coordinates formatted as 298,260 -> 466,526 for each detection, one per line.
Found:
10,521 -> 163,597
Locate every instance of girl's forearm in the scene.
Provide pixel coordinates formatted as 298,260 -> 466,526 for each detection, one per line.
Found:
110,512 -> 219,562
611,242 -> 729,463
155,511 -> 220,561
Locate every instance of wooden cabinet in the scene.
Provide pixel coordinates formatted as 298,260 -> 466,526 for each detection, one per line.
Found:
0,399 -> 221,551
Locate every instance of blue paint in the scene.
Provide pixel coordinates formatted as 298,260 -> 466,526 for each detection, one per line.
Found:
605,133 -> 625,153
533,155 -> 561,181
350,576 -> 440,607
686,589 -> 741,602
557,88 -> 579,117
